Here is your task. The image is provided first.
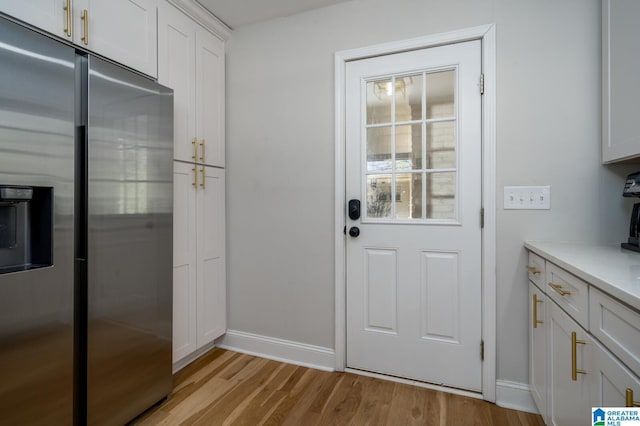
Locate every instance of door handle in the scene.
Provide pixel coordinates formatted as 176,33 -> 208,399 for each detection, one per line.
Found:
532,294 -> 543,329
349,199 -> 361,220
81,9 -> 89,45
349,227 -> 360,237
63,0 -> 72,37
571,331 -> 587,381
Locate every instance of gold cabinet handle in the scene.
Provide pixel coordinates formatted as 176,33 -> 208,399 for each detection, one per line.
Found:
63,0 -> 72,37
571,331 -> 587,381
527,266 -> 541,275
200,166 -> 205,189
199,139 -> 206,163
81,9 -> 88,45
627,389 -> 640,407
549,282 -> 572,296
192,165 -> 198,189
192,137 -> 199,161
532,294 -> 543,329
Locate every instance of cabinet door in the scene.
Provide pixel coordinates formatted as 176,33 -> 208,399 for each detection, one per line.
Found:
591,336 -> 640,408
548,302 -> 593,426
158,3 -> 196,163
602,0 -> 640,163
529,282 -> 547,418
196,28 -> 225,167
196,166 -> 226,347
173,161 -> 198,362
74,0 -> 157,77
0,0 -> 67,39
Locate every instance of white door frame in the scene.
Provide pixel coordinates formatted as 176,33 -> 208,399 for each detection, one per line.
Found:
334,24 -> 497,402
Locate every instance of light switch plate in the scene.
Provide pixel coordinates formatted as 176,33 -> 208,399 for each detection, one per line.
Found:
503,186 -> 551,210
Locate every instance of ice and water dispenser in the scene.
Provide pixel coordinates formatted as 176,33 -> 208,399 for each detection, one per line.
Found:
0,185 -> 52,273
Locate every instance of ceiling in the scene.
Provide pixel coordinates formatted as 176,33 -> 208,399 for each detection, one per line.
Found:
196,0 -> 354,29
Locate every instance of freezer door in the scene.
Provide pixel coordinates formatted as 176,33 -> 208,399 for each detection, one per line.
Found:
0,17 -> 76,425
86,56 -> 173,425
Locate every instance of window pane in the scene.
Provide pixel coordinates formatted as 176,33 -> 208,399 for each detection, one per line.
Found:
367,126 -> 392,172
367,79 -> 392,124
427,172 -> 455,219
426,70 -> 455,119
395,74 -> 423,122
427,121 -> 456,169
395,173 -> 422,219
367,175 -> 392,218
395,124 -> 422,171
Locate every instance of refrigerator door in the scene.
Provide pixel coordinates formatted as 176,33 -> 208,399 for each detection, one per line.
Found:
86,56 -> 173,425
0,17 -> 76,425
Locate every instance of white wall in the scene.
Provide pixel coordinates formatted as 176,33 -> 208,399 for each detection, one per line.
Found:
225,0 -> 637,386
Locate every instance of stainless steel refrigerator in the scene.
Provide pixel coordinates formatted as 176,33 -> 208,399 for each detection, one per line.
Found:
0,16 -> 173,425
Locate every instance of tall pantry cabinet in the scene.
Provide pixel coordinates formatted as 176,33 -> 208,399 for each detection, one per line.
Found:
158,0 -> 228,366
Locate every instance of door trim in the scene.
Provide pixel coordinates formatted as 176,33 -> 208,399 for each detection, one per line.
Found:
334,24 -> 497,402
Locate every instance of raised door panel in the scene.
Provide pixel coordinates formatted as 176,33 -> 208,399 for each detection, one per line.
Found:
173,161 -> 197,362
196,28 -> 224,167
591,336 -> 640,408
196,166 -> 226,347
529,281 -> 547,418
158,3 -> 196,163
0,0 -> 67,39
75,0 -> 158,77
547,302 -> 593,426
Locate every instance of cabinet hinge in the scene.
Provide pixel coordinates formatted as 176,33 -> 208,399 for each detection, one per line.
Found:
480,208 -> 485,229
480,73 -> 485,95
480,340 -> 485,361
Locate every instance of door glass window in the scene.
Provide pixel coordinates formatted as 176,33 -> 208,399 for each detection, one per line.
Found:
364,69 -> 457,221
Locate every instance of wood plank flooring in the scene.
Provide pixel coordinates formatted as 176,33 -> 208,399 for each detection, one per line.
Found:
134,349 -> 544,425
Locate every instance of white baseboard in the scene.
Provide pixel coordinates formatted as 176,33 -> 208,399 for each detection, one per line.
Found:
216,329 -> 336,372
495,380 -> 539,414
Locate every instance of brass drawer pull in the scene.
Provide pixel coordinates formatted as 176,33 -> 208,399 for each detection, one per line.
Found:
200,166 -> 205,189
527,266 -> 541,275
549,282 -> 572,296
192,166 -> 198,188
571,331 -> 587,381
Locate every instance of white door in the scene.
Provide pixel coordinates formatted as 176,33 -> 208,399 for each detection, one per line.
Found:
345,40 -> 483,391
196,165 -> 226,346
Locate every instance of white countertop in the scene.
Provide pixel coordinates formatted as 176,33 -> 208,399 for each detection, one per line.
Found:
524,241 -> 640,311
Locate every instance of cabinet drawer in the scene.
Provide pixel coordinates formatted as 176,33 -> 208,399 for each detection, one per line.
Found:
546,262 -> 589,329
527,252 -> 545,288
590,287 -> 640,376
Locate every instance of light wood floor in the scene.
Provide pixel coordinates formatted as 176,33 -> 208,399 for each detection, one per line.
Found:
134,349 -> 544,425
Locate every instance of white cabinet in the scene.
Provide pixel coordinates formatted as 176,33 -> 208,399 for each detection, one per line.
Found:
547,302 -> 592,426
602,0 -> 640,163
161,1 -> 227,366
0,0 -> 65,38
526,244 -> 640,424
173,162 -> 225,363
0,0 -> 158,77
158,2 -> 225,166
529,281 -> 547,419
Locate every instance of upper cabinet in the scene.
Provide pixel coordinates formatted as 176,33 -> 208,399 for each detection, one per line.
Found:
602,0 -> 640,163
0,0 -> 158,78
158,2 -> 225,166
